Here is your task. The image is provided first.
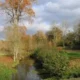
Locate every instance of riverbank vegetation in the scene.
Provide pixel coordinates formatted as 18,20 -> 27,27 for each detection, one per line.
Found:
0,64 -> 16,80
32,48 -> 80,80
0,54 -> 16,80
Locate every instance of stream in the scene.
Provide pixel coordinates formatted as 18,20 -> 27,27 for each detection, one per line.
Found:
12,58 -> 41,80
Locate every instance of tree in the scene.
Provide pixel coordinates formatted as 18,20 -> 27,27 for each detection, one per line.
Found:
65,32 -> 75,49
61,21 -> 69,48
74,23 -> 80,42
33,31 -> 47,48
5,26 -> 27,61
0,0 -> 35,61
73,23 -> 80,49
47,24 -> 63,47
0,0 -> 35,24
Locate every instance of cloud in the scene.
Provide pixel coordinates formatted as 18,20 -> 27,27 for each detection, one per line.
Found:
33,0 -> 80,25
23,20 -> 50,34
59,0 -> 80,9
0,0 -> 80,36
0,26 -> 4,32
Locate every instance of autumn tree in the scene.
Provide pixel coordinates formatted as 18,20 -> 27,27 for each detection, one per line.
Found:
0,0 -> 35,24
33,31 -> 47,48
5,26 -> 27,61
0,0 -> 35,61
26,35 -> 33,51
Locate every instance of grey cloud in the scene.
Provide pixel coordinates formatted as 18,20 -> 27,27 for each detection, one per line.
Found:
0,0 -> 80,36
34,0 -> 80,24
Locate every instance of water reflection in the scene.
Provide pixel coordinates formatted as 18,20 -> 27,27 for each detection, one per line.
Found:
26,66 -> 41,80
12,58 -> 41,80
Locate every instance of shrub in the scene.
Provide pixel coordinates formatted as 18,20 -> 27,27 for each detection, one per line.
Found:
68,67 -> 80,78
33,48 -> 69,80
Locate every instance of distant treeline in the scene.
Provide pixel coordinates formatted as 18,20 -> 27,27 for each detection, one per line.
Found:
0,22 -> 80,60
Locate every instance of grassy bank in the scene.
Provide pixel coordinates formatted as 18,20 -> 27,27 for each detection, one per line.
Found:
0,53 -> 16,80
0,64 -> 15,80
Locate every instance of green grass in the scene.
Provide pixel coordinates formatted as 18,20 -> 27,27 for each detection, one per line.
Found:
0,64 -> 16,80
67,52 -> 80,59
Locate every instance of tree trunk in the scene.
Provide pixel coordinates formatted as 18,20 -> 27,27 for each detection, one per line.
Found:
13,13 -> 19,62
13,47 -> 16,62
14,54 -> 16,62
13,44 -> 19,62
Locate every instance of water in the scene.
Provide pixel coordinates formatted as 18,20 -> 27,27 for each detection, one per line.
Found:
12,58 -> 41,80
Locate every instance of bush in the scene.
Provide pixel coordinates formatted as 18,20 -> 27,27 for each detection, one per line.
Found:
68,67 -> 80,78
33,48 -> 69,80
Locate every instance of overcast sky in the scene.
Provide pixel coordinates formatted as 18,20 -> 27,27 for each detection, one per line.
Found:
0,0 -> 80,36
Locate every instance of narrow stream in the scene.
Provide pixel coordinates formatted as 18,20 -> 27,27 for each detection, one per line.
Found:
12,58 -> 41,80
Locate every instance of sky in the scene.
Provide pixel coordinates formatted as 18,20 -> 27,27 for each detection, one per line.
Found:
0,0 -> 80,37
25,0 -> 80,34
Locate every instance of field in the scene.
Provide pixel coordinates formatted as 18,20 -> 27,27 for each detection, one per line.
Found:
65,50 -> 80,68
66,50 -> 80,80
66,50 -> 80,59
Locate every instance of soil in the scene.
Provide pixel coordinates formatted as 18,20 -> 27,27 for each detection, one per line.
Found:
0,56 -> 13,67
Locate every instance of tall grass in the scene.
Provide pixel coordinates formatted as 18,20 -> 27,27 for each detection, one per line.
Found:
0,64 -> 15,80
